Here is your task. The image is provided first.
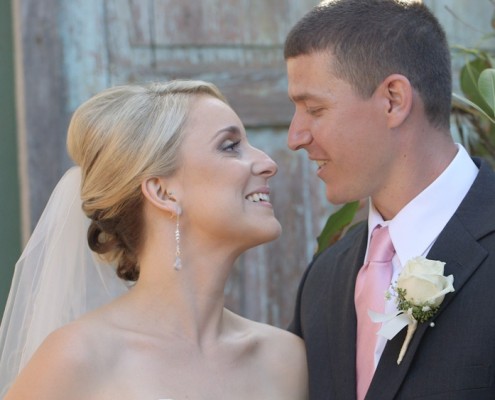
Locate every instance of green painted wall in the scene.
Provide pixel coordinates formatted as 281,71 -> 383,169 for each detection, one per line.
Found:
0,0 -> 21,321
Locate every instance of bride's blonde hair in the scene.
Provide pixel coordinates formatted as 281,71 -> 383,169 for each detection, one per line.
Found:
67,80 -> 227,281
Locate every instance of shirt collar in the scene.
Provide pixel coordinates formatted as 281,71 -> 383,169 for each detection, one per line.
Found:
368,144 -> 478,267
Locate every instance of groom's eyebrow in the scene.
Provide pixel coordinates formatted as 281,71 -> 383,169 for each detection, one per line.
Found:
289,92 -> 327,104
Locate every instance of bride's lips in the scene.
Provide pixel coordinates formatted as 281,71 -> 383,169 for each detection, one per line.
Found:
245,187 -> 273,208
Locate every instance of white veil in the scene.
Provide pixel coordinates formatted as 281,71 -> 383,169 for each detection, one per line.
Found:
0,166 -> 128,397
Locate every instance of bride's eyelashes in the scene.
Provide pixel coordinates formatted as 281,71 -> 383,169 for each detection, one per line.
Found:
220,139 -> 241,153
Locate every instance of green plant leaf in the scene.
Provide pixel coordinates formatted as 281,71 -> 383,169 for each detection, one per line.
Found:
453,92 -> 495,124
460,56 -> 493,116
478,68 -> 495,117
315,200 -> 360,255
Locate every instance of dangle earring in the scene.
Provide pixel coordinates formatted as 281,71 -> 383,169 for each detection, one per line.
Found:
166,190 -> 182,271
173,205 -> 182,271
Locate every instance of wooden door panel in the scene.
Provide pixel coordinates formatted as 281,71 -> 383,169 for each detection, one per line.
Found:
17,0 -> 324,328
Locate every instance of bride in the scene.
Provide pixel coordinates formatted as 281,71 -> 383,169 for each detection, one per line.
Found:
0,80 -> 308,399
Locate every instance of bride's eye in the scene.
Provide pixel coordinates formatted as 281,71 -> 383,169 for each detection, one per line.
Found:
221,140 -> 241,153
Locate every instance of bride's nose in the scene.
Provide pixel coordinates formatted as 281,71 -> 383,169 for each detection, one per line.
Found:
250,147 -> 278,178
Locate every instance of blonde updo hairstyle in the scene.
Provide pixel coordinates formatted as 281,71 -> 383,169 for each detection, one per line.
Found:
67,80 -> 227,281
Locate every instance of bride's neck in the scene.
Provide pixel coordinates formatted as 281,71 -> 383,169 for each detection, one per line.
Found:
127,249 -> 236,347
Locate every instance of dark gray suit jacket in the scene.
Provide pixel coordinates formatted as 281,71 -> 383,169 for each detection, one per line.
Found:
289,158 -> 495,399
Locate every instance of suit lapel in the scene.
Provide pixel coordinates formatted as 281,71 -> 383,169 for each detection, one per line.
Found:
367,218 -> 487,398
367,159 -> 495,399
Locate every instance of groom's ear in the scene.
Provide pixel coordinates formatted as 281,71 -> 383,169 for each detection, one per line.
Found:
141,177 -> 180,216
377,73 -> 413,129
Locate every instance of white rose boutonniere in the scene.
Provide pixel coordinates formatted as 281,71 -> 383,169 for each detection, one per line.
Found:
369,256 -> 455,364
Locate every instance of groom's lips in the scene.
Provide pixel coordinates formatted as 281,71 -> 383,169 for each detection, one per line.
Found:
315,160 -> 328,169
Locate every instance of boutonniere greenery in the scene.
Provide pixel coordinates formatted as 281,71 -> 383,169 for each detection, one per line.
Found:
369,256 -> 455,364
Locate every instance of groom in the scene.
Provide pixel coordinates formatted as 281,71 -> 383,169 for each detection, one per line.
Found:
285,0 -> 495,399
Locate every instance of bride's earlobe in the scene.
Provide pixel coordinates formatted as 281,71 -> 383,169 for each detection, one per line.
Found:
164,191 -> 182,217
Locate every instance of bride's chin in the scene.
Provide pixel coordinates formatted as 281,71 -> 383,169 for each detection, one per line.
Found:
254,221 -> 283,246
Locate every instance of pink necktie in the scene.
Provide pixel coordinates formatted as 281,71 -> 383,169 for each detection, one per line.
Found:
355,225 -> 395,400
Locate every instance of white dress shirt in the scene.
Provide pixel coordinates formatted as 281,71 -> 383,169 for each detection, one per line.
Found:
364,144 -> 479,368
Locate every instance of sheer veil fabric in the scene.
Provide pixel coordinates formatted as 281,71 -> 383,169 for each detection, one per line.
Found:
0,167 -> 129,396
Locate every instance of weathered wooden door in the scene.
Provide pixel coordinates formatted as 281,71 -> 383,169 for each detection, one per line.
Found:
15,0 -> 324,328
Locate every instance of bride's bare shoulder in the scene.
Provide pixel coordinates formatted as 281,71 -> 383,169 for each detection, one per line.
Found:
47,314 -> 118,358
227,309 -> 305,353
5,315 -> 118,399
226,310 -> 308,399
